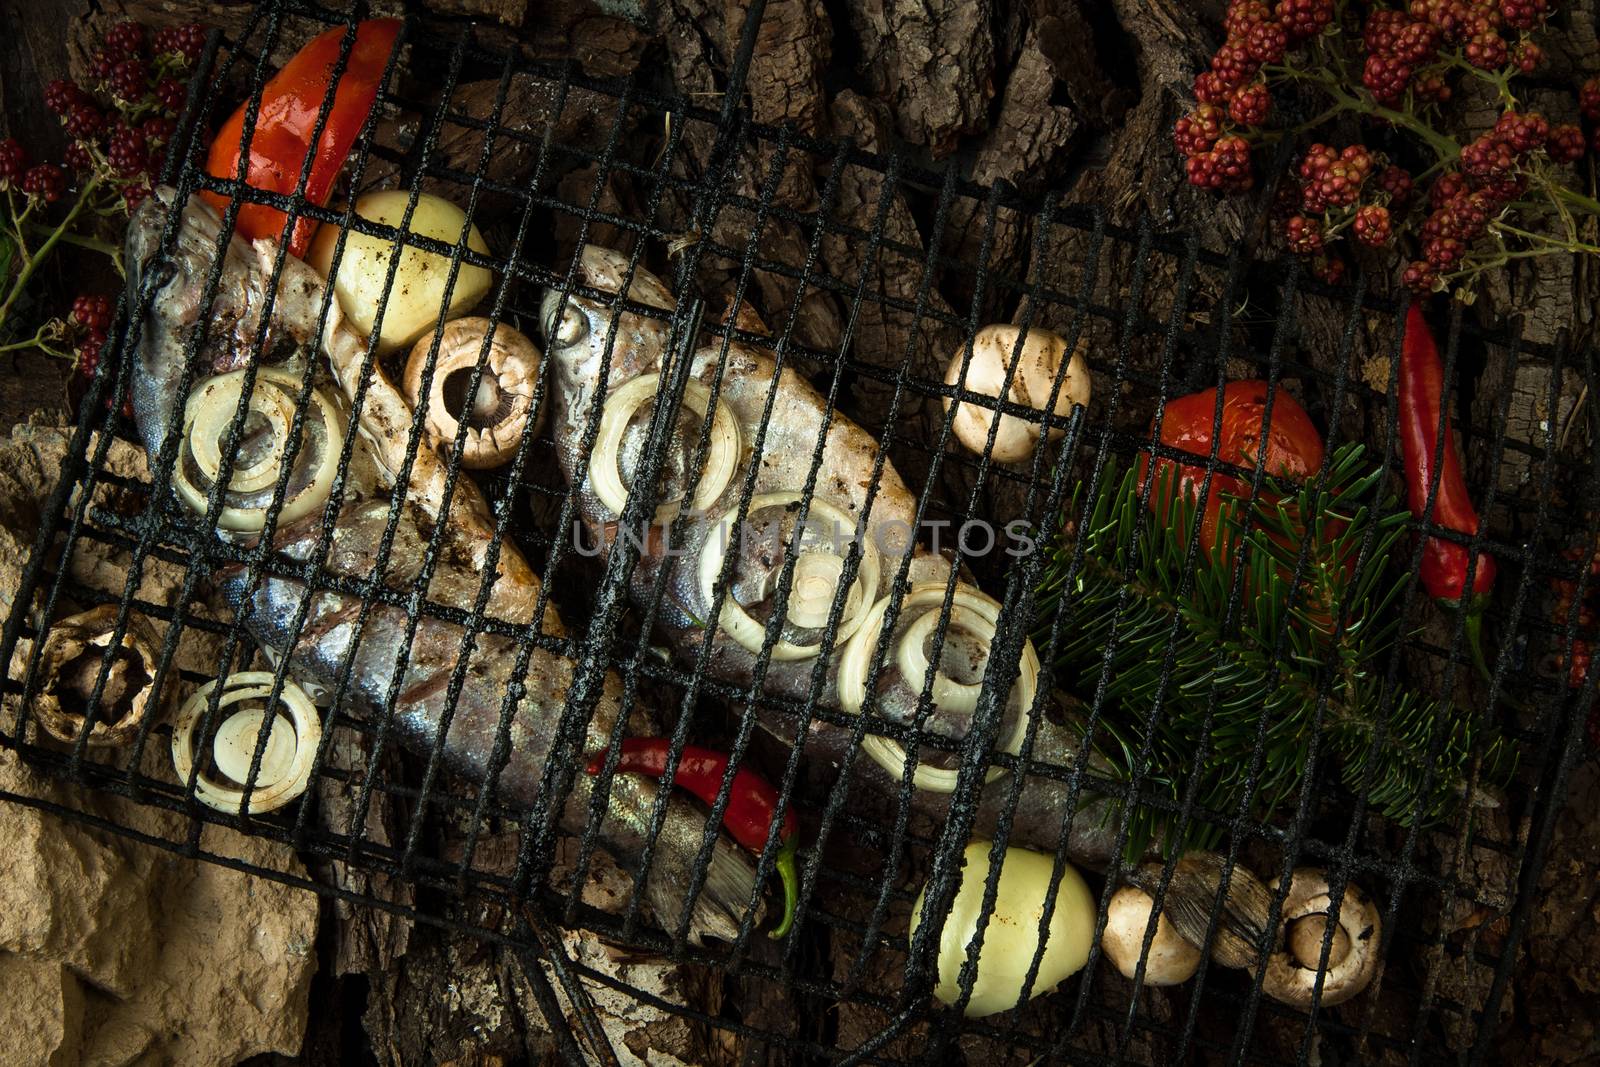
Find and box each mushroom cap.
[1102,886,1203,985]
[402,316,543,469]
[1262,868,1382,1008]
[943,324,1090,463]
[34,605,161,747]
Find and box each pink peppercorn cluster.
[1175,0,1600,295]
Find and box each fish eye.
[548,305,588,346]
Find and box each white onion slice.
[590,373,741,523]
[171,671,322,814]
[837,581,1039,793]
[174,367,343,532]
[698,492,881,661]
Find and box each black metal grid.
[0,1,1596,1063]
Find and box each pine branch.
[1032,444,1512,860]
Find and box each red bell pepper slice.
[203,18,401,257]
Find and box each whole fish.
[540,247,1273,953]
[125,190,759,942]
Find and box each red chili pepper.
[587,738,799,938]
[1398,303,1496,679]
[203,19,401,257]
[1140,380,1327,558]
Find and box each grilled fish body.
[125,190,759,942]
[540,247,1119,862]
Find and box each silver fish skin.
[540,247,1120,864]
[125,192,760,942]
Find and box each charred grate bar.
[0,1,1596,1063]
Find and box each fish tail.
[1127,851,1278,970]
[568,762,763,944]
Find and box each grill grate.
[1,1,1597,1063]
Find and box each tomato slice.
[1141,380,1326,558]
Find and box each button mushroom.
[1262,868,1382,1008]
[33,605,162,747]
[944,324,1090,463]
[910,840,1096,1017]
[171,672,323,814]
[401,317,544,469]
[1102,882,1203,985]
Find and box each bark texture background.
[2,0,1599,1064]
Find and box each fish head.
[539,245,673,388]
[125,186,288,454]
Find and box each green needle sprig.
[1031,444,1512,860]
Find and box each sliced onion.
[698,492,880,661]
[590,373,741,523]
[837,581,1039,793]
[174,367,343,532]
[171,671,322,814]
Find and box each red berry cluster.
[68,294,114,377]
[43,20,206,212]
[1550,545,1600,747]
[1,137,67,205]
[21,163,67,204]
[1579,77,1600,155]
[1179,0,1595,296]
[1394,109,1586,290]
[1187,135,1256,193]
[153,23,208,67]
[1176,1,1329,190]
[1299,143,1376,211]
[0,138,28,187]
[4,21,203,399]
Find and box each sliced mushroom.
[944,324,1091,463]
[1262,868,1381,1007]
[174,366,343,532]
[401,317,543,469]
[33,605,161,747]
[171,672,322,814]
[1125,852,1276,970]
[837,581,1039,793]
[1102,883,1203,985]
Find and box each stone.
[0,424,321,1067]
[0,758,161,998]
[0,955,85,1066]
[77,826,320,1066]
